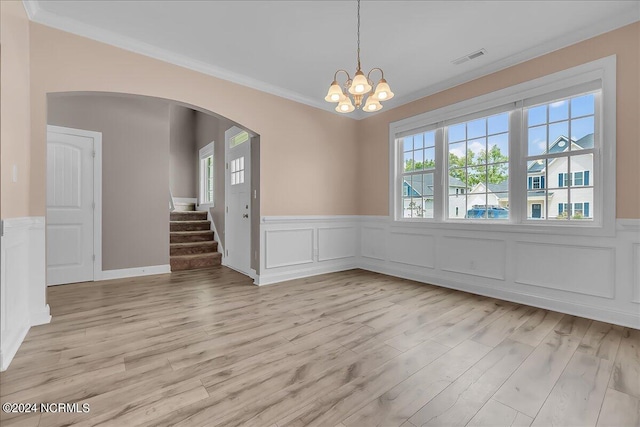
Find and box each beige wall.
[29,23,360,220]
[48,94,170,270]
[1,1,31,219]
[358,22,640,218]
[169,105,197,198]
[9,17,639,222]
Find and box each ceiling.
[24,1,640,118]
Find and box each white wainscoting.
[265,228,314,269]
[388,231,435,269]
[440,236,506,280]
[257,215,639,328]
[257,216,360,286]
[0,217,51,371]
[633,243,640,304]
[360,217,640,329]
[514,242,615,298]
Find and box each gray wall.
[48,94,170,271]
[194,111,233,250]
[169,105,196,198]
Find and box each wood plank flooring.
[1,267,638,427]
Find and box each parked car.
[466,205,509,219]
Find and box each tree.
[448,146,508,187]
[404,159,436,172]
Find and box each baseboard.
[256,262,357,286]
[359,259,640,329]
[31,304,52,326]
[0,323,29,371]
[99,264,171,281]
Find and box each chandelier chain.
[356,0,361,71]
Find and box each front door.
[46,127,96,285]
[532,203,542,219]
[225,127,251,276]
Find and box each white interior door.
[225,127,251,276]
[46,128,95,285]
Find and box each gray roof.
[403,174,468,197]
[449,176,466,188]
[487,180,508,193]
[528,133,594,173]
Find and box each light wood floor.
[1,268,638,427]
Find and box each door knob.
[242,213,249,218]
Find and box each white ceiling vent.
[452,49,487,65]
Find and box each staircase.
[170,207,222,271]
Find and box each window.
[390,56,614,232]
[528,176,545,189]
[230,156,245,185]
[199,142,214,205]
[401,130,436,218]
[558,202,590,219]
[526,91,596,222]
[558,171,589,187]
[447,112,510,220]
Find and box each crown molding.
[22,1,639,121]
[356,3,640,120]
[22,0,38,20]
[22,1,337,115]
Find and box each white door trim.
[224,126,255,279]
[46,125,103,281]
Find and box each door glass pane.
[229,131,249,148]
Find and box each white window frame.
[399,126,439,220]
[389,55,616,236]
[199,141,214,207]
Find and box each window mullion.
[511,102,524,224]
[434,126,445,221]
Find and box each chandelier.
[324,0,394,113]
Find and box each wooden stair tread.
[170,253,221,260]
[170,220,210,224]
[170,230,213,235]
[170,241,216,247]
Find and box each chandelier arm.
[366,67,385,80]
[334,69,352,83]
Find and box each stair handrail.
[169,190,175,212]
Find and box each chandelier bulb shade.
[336,96,355,113]
[373,78,394,101]
[348,70,372,95]
[323,0,392,114]
[324,80,344,103]
[363,96,382,112]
